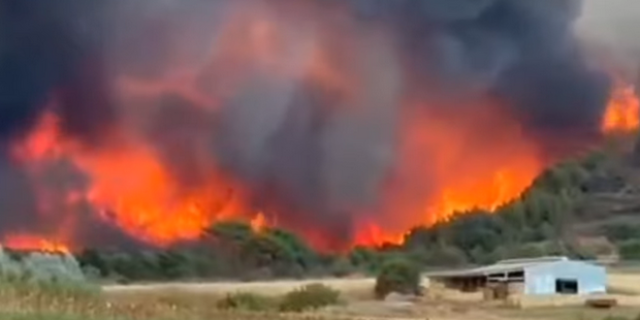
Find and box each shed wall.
[523,261,606,295]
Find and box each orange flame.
[353,75,640,247]
[354,101,544,246]
[354,220,405,247]
[3,234,70,254]
[4,11,547,252]
[602,78,640,133]
[250,212,268,233]
[7,6,640,253]
[10,110,252,249]
[79,145,234,245]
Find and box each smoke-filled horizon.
[0,0,625,250]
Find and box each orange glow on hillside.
[354,101,545,246]
[418,104,543,224]
[3,234,70,254]
[11,110,252,249]
[354,220,405,247]
[5,4,638,253]
[77,145,245,246]
[602,79,640,133]
[250,212,268,233]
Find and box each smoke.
[576,0,640,57]
[0,0,617,249]
[575,0,640,93]
[374,0,609,144]
[0,1,113,243]
[211,0,610,239]
[0,1,115,142]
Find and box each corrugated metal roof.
[426,256,571,278]
[495,256,568,265]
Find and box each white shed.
[428,256,607,296]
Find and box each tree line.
[75,149,640,282]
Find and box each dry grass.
[495,306,640,320]
[5,270,640,320]
[0,277,365,320]
[103,277,379,300]
[99,270,640,319]
[103,276,435,302]
[608,273,640,295]
[0,285,343,320]
[0,277,504,320]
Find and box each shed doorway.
[555,279,578,294]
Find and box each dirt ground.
[103,270,640,320]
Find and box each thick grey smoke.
[575,0,640,84]
[576,0,640,58]
[206,0,610,243]
[0,0,615,248]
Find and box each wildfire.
[3,234,70,254]
[26,114,252,247]
[352,77,640,246]
[4,4,640,254]
[250,212,268,233]
[356,101,545,246]
[602,78,640,133]
[354,221,405,247]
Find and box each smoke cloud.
[0,0,617,248]
[576,0,640,56]
[575,0,640,85]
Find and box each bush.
[22,252,86,283]
[329,257,353,278]
[278,283,340,312]
[0,249,86,283]
[0,248,98,301]
[216,292,275,311]
[374,258,421,299]
[603,223,640,242]
[618,240,640,260]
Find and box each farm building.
[427,256,606,299]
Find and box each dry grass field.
[609,273,640,294]
[103,277,379,297]
[2,268,639,320]
[96,269,640,320]
[102,276,397,303]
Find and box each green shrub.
[329,257,353,278]
[374,258,421,299]
[278,283,340,312]
[619,240,640,260]
[0,250,100,303]
[216,292,275,311]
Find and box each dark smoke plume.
[207,0,612,243]
[0,0,119,244]
[0,1,114,142]
[0,0,614,248]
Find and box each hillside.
[397,132,640,266]
[65,133,640,283]
[568,136,640,259]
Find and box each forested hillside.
[65,134,640,283]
